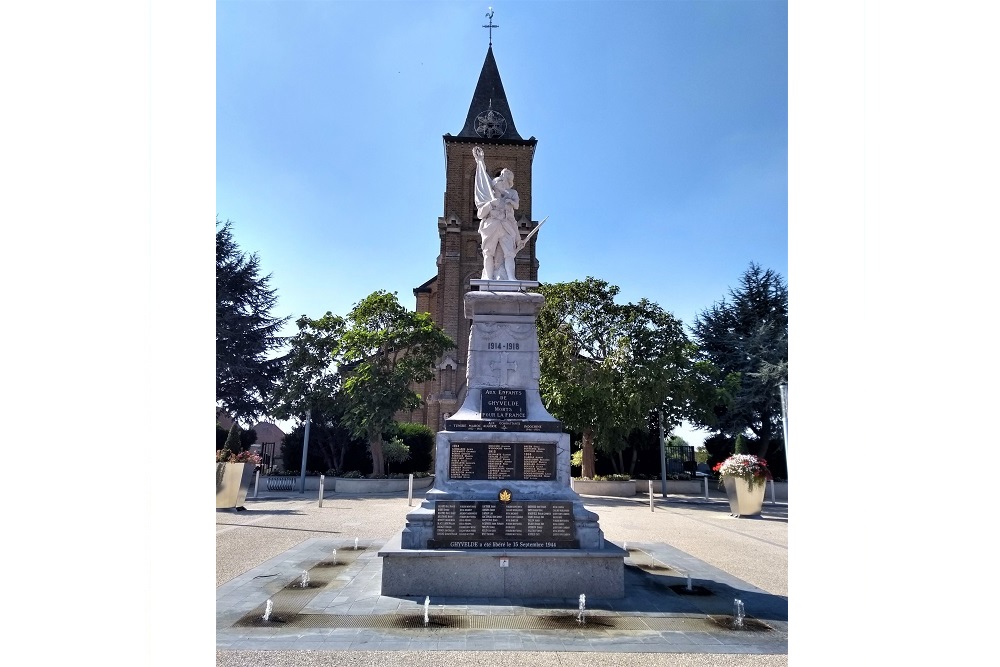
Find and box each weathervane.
[483,7,498,46]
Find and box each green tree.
[536,278,690,478]
[219,423,242,460]
[335,291,454,477]
[380,436,411,475]
[667,435,689,448]
[217,423,257,452]
[270,313,351,473]
[216,220,289,424]
[690,263,788,458]
[694,446,709,465]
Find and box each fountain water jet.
[423,596,430,627]
[686,574,693,591]
[262,599,273,622]
[733,599,745,628]
[576,594,586,624]
[331,549,337,564]
[354,537,359,550]
[300,570,310,588]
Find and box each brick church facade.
[400,46,543,431]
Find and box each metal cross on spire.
[483,7,499,46]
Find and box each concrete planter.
[334,475,435,494]
[570,479,636,497]
[636,479,704,495]
[216,462,256,509]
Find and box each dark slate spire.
[456,46,523,140]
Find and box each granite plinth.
[379,531,626,598]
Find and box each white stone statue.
[473,146,524,280]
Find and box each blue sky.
[218,0,787,334]
[217,1,788,444]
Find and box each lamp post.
[778,383,788,472]
[299,408,312,493]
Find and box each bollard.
[703,476,709,500]
[318,474,325,507]
[408,473,414,507]
[649,480,654,512]
[768,479,776,505]
[253,469,260,498]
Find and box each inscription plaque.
[481,388,527,419]
[446,419,562,433]
[430,500,578,549]
[448,442,556,481]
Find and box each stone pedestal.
[379,286,624,598]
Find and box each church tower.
[406,45,542,431]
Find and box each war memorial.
[216,18,788,661]
[379,267,626,598]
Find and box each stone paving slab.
[217,536,787,654]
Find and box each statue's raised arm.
[472,146,493,214]
[472,147,520,281]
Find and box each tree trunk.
[628,447,637,477]
[370,431,385,477]
[615,450,625,475]
[581,428,596,478]
[755,419,771,459]
[316,429,335,472]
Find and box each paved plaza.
[217,487,788,666]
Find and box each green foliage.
[536,278,690,476]
[386,422,435,474]
[224,423,242,453]
[216,220,289,424]
[379,436,411,474]
[335,290,454,476]
[691,263,787,458]
[280,417,364,475]
[694,446,709,465]
[270,312,354,474]
[704,433,735,471]
[215,422,257,454]
[270,312,346,422]
[734,433,749,454]
[576,473,632,481]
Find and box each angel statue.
[473,146,524,281]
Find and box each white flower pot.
[722,475,766,517]
[216,462,256,509]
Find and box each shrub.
[384,422,435,474]
[224,424,242,453]
[217,423,257,453]
[380,436,411,474]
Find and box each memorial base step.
[378,531,626,598]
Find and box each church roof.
[454,46,526,141]
[413,275,437,294]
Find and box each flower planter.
[722,475,766,517]
[216,462,256,509]
[571,479,636,497]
